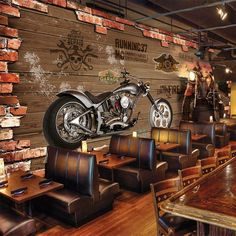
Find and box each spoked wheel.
[149,98,173,128]
[43,96,92,149]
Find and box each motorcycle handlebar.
[120,69,148,88]
[120,78,130,86]
[120,68,130,77]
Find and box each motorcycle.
[43,69,173,149]
[184,66,222,121]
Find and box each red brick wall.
[0,1,46,173]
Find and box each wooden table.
[156,142,180,152]
[91,151,136,181]
[161,157,236,234]
[0,170,63,215]
[191,134,207,141]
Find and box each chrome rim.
[150,101,172,128]
[55,102,88,143]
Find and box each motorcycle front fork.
[147,93,163,117]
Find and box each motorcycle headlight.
[120,96,130,109]
[188,71,197,82]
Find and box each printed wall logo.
[51,30,97,71]
[98,69,120,84]
[153,54,179,72]
[115,38,148,63]
[157,85,182,98]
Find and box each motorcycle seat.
[84,91,112,104]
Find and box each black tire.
[43,96,92,149]
[149,98,173,128]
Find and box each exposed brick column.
[0,2,46,173]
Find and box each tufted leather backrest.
[109,135,156,170]
[151,127,192,154]
[46,146,99,200]
[179,120,215,146]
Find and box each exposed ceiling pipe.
[135,0,236,22]
[223,47,236,50]
[177,23,236,34]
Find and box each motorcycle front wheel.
[149,98,173,128]
[43,96,92,149]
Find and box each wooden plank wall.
[8,5,201,149]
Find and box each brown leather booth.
[151,127,199,171]
[220,118,236,141]
[179,120,215,159]
[214,122,230,148]
[36,146,119,227]
[107,134,167,193]
[0,206,36,236]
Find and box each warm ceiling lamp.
[217,4,228,20]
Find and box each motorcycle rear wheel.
[43,96,92,149]
[149,98,173,128]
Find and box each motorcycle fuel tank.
[113,83,141,95]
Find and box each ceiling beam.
[223,47,236,50]
[94,0,192,33]
[177,23,236,34]
[135,0,236,22]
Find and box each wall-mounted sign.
[98,69,120,84]
[178,52,194,62]
[115,38,148,63]
[157,85,182,98]
[153,54,179,72]
[51,30,98,71]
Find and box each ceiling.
[85,0,236,80]
[143,0,236,80]
[86,0,236,46]
[144,0,236,46]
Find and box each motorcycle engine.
[105,93,133,124]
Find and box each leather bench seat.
[220,118,236,141]
[228,130,236,141]
[43,189,91,214]
[114,165,166,192]
[107,135,167,193]
[212,122,230,148]
[0,207,36,236]
[99,178,120,199]
[36,146,119,227]
[151,127,199,171]
[42,179,119,215]
[179,120,215,159]
[161,151,197,171]
[192,142,215,158]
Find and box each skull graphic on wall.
[68,45,83,71]
[51,30,98,71]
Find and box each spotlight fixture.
[217,4,228,21]
[225,67,232,73]
[195,46,206,59]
